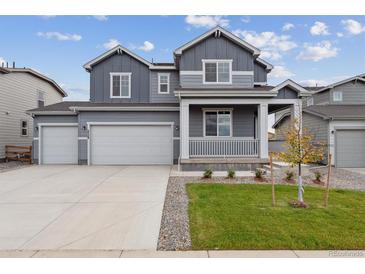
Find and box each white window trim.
[307,97,314,106]
[158,73,170,94]
[20,119,28,137]
[333,91,343,102]
[202,108,233,137]
[202,59,232,85]
[110,72,132,98]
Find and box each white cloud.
[241,16,250,23]
[310,21,330,36]
[336,32,344,37]
[260,51,282,61]
[297,41,339,62]
[185,15,229,28]
[232,29,297,60]
[38,15,57,19]
[0,57,6,67]
[63,87,90,101]
[102,38,120,50]
[269,65,295,78]
[138,41,155,52]
[93,15,108,21]
[37,31,82,41]
[341,19,365,35]
[282,23,295,31]
[299,79,328,87]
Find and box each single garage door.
[336,129,365,168]
[41,126,78,164]
[90,124,173,165]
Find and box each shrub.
[255,168,263,179]
[203,168,213,179]
[285,169,294,181]
[314,171,322,181]
[227,169,236,178]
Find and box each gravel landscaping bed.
[0,161,30,173]
[158,167,365,251]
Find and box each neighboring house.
[0,66,66,160]
[28,26,311,170]
[273,74,365,168]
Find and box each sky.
[0,15,365,101]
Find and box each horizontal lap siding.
[0,73,63,158]
[189,105,256,137]
[180,74,253,88]
[150,71,179,103]
[330,81,365,104]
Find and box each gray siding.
[150,70,179,103]
[330,81,365,104]
[90,53,150,103]
[180,35,254,71]
[189,105,256,137]
[313,90,330,104]
[254,62,267,83]
[303,112,328,142]
[276,87,298,99]
[180,74,253,88]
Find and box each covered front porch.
[179,98,301,170]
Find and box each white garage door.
[41,126,78,164]
[336,129,365,168]
[90,124,173,165]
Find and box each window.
[110,72,131,98]
[203,60,232,84]
[204,110,232,137]
[158,73,170,94]
[20,120,28,136]
[37,90,45,108]
[307,97,314,106]
[333,91,343,102]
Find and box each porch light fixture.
[82,125,87,131]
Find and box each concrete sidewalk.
[0,250,364,258]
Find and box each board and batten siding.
[150,71,179,103]
[0,72,63,159]
[180,73,253,89]
[180,35,255,71]
[189,105,256,138]
[90,53,150,103]
[254,62,267,83]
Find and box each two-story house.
[28,26,311,170]
[0,66,66,160]
[273,74,365,168]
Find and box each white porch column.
[180,101,190,159]
[290,99,302,132]
[258,103,268,159]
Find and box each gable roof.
[0,67,67,97]
[315,74,365,93]
[271,79,312,97]
[174,26,261,57]
[304,105,365,120]
[255,57,273,71]
[272,112,291,129]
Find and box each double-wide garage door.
[336,129,365,168]
[89,124,173,165]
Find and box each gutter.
[69,106,180,112]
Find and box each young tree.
[278,119,325,203]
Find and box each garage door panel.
[90,125,172,165]
[336,130,365,168]
[42,126,78,164]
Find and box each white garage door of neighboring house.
[41,125,78,164]
[336,129,365,168]
[89,124,173,165]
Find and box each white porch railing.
[189,137,259,158]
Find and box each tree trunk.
[298,163,303,202]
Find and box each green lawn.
[187,184,365,250]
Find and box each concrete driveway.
[343,168,365,176]
[0,165,170,250]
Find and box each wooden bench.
[5,145,32,164]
